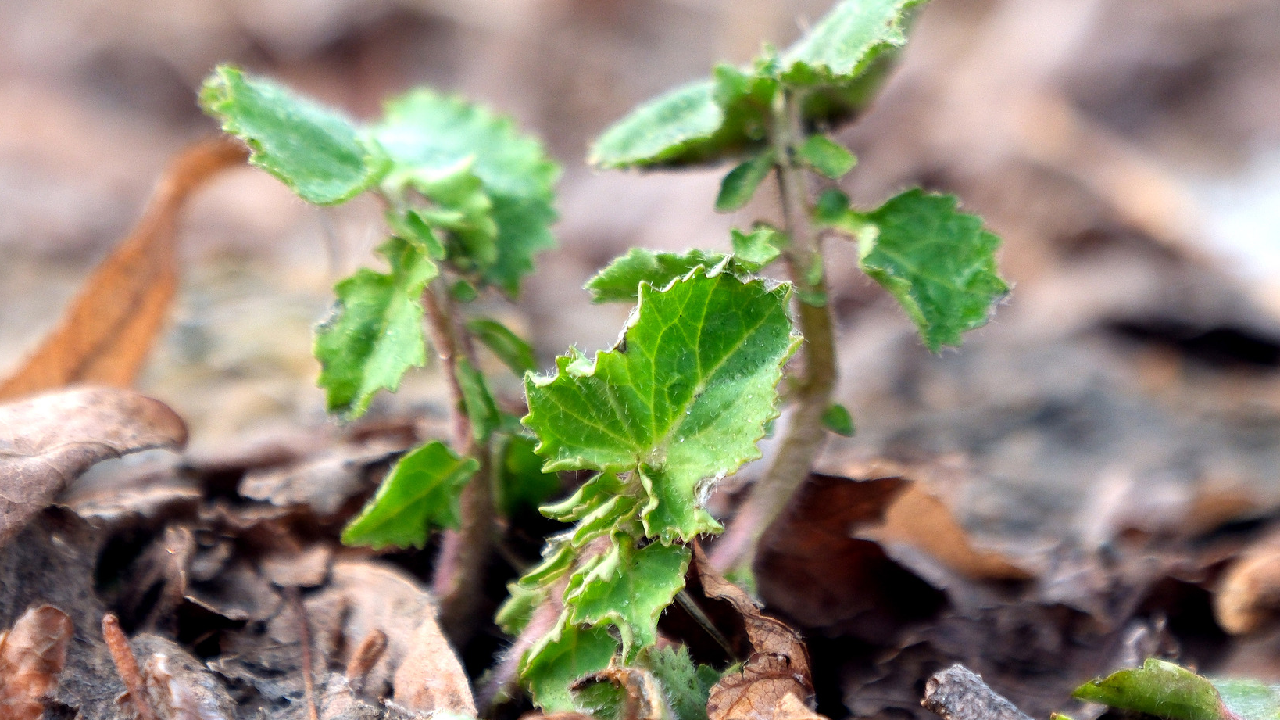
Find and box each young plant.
[199,65,561,635]
[586,0,1009,572]
[501,0,1007,710]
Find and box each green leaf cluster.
[1073,658,1280,720]
[589,0,922,170]
[200,64,558,417]
[503,267,799,710]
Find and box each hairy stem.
[711,89,837,572]
[424,283,496,643]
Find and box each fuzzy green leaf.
[641,646,721,720]
[568,540,691,659]
[468,318,538,375]
[199,65,384,204]
[854,189,1008,352]
[822,403,856,437]
[496,580,543,636]
[373,90,559,295]
[587,248,731,303]
[730,225,785,268]
[1073,660,1228,720]
[340,441,478,549]
[525,267,800,542]
[781,0,922,85]
[716,150,776,212]
[315,237,437,417]
[497,434,562,516]
[797,135,856,179]
[523,617,620,712]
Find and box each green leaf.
[854,189,1008,352]
[1073,659,1228,720]
[525,267,800,542]
[456,358,500,441]
[496,580,542,636]
[341,441,478,549]
[315,236,437,417]
[468,318,538,375]
[497,434,562,517]
[568,540,691,659]
[199,65,384,205]
[386,159,500,272]
[586,248,731,304]
[542,472,629,523]
[373,90,559,295]
[640,646,721,720]
[781,0,922,85]
[730,225,785,268]
[523,616,619,712]
[797,135,856,179]
[822,403,856,437]
[716,150,776,212]
[1214,679,1280,720]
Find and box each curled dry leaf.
[0,137,247,400]
[693,548,819,720]
[1214,532,1280,635]
[0,387,188,548]
[137,634,237,720]
[0,605,74,720]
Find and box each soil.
[5,0,1280,719]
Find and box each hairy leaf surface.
[374,90,559,294]
[315,237,437,416]
[781,0,922,84]
[341,441,478,549]
[568,540,691,658]
[199,65,384,204]
[587,248,730,303]
[854,189,1008,351]
[526,268,799,541]
[523,618,619,712]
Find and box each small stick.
[922,664,1034,720]
[288,589,320,720]
[345,628,389,695]
[102,613,159,720]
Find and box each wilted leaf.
[315,236,438,417]
[0,138,247,400]
[0,605,73,720]
[693,549,816,720]
[341,441,478,549]
[0,387,187,548]
[200,64,385,204]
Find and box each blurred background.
[4,0,1280,548]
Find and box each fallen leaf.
[0,605,74,720]
[0,137,247,399]
[392,612,477,715]
[693,548,818,720]
[0,387,188,547]
[137,634,237,720]
[1214,532,1280,635]
[239,439,407,516]
[754,472,945,641]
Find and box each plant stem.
[710,88,837,573]
[424,282,496,643]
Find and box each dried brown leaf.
[0,137,246,400]
[140,636,238,720]
[392,611,477,715]
[0,605,74,720]
[694,548,818,720]
[1215,533,1280,634]
[0,387,188,547]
